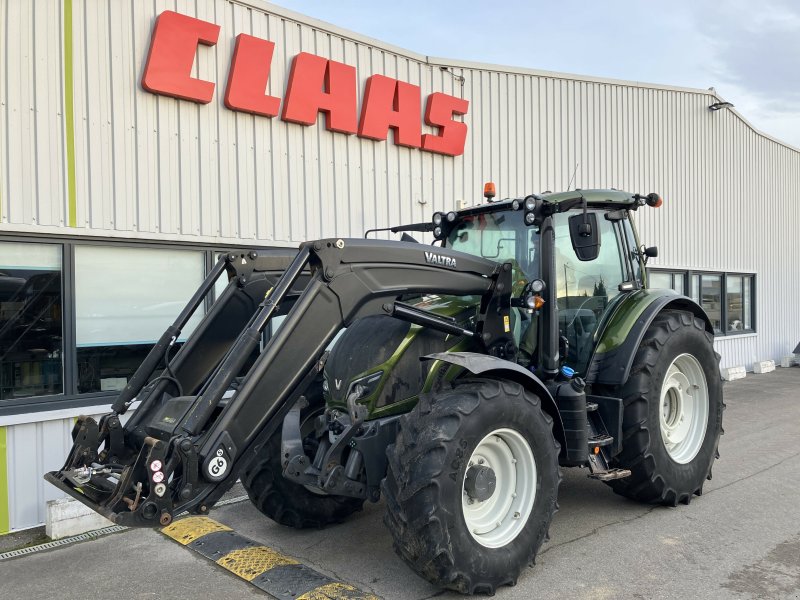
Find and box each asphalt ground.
[1,368,798,600]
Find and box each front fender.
[423,351,565,450]
[586,289,713,386]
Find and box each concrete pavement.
[1,368,798,600]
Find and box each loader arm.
[46,238,514,528]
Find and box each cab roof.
[456,188,637,218]
[540,189,635,205]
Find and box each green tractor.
[241,188,723,591]
[47,188,723,595]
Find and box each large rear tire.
[607,310,724,505]
[240,390,364,529]
[382,379,561,594]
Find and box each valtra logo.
[142,11,469,156]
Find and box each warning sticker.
[503,315,511,333]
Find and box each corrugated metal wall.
[1,0,799,531]
[5,418,74,529]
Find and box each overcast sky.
[272,0,800,148]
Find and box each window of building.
[648,270,685,296]
[649,268,755,335]
[74,246,206,394]
[0,243,63,402]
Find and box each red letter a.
[281,53,358,134]
[358,75,421,148]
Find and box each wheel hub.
[461,428,536,549]
[659,353,709,464]
[464,465,497,502]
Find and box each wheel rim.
[462,428,536,549]
[659,353,709,464]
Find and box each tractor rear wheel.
[382,379,561,594]
[607,310,724,505]
[240,389,364,528]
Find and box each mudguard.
[423,351,566,449]
[586,290,713,387]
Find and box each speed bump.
[162,516,380,599]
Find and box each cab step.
[588,433,613,448]
[586,449,631,481]
[586,401,599,412]
[587,467,632,481]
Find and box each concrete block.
[753,360,776,374]
[721,366,746,381]
[46,497,114,540]
[780,356,795,368]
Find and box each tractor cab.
[402,188,655,377]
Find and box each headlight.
[529,278,545,293]
[432,212,443,226]
[446,211,457,222]
[433,226,443,238]
[347,371,384,400]
[524,197,537,212]
[524,212,536,225]
[322,378,329,393]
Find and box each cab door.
[553,210,632,374]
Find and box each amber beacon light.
[483,182,496,201]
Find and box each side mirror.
[568,212,601,261]
[644,246,658,258]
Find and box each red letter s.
[422,93,469,156]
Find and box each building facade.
[1,0,798,533]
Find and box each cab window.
[554,210,628,373]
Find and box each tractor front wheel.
[241,388,364,528]
[382,379,561,594]
[608,310,724,505]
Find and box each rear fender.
[586,290,713,387]
[423,352,566,451]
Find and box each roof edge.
[236,0,800,156]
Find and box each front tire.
[608,310,724,505]
[240,390,364,529]
[382,379,560,594]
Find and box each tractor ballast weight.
[46,189,723,594]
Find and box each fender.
[586,289,713,387]
[423,351,566,450]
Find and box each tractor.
[46,188,723,594]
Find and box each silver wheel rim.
[659,353,709,464]
[462,428,536,549]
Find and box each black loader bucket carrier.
[46,239,516,527]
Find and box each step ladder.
[585,401,631,481]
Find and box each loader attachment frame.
[46,238,514,527]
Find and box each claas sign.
[142,11,469,156]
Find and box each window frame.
[647,267,756,337]
[0,233,249,416]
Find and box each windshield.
[446,210,539,292]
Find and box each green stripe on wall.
[63,0,77,227]
[0,427,9,534]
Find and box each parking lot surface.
[1,368,799,600]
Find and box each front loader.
[46,189,723,594]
